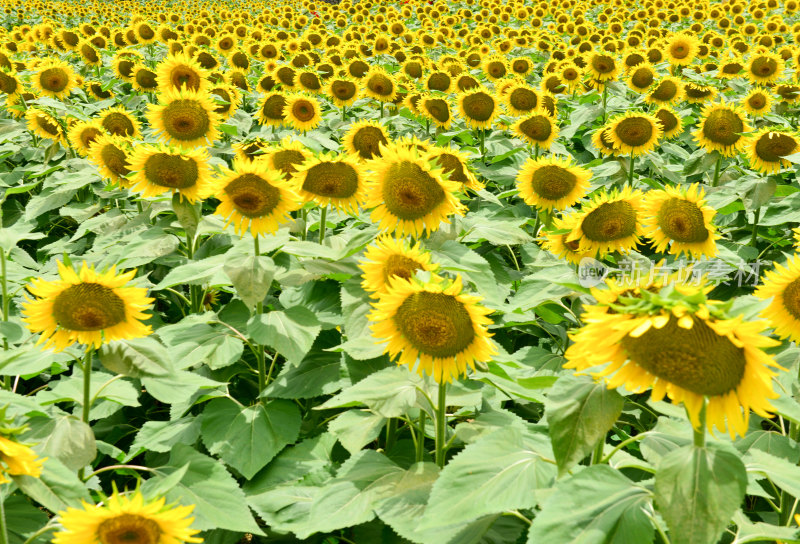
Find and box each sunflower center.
[782,278,800,320]
[424,99,450,124]
[529,165,577,200]
[135,69,157,89]
[487,61,506,77]
[394,292,475,358]
[262,95,287,120]
[748,93,767,109]
[100,145,131,178]
[518,115,552,142]
[299,73,320,90]
[427,72,450,91]
[592,55,615,74]
[272,149,306,175]
[655,109,678,133]
[656,198,709,243]
[383,254,423,282]
[98,514,161,544]
[382,161,446,220]
[225,174,281,218]
[35,115,60,136]
[435,154,467,183]
[670,42,690,59]
[620,315,745,396]
[513,59,529,73]
[462,92,495,121]
[509,88,537,111]
[103,113,136,137]
[702,109,744,146]
[332,80,356,100]
[161,99,211,142]
[40,67,68,92]
[52,283,126,331]
[581,201,637,241]
[650,80,678,101]
[367,74,393,96]
[143,154,199,189]
[631,67,654,88]
[171,66,202,91]
[751,57,778,76]
[291,100,315,122]
[755,133,797,162]
[352,127,388,159]
[118,59,135,78]
[614,117,654,147]
[80,128,102,149]
[303,162,359,198]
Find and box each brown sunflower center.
[751,56,778,77]
[630,67,655,89]
[103,112,136,137]
[404,62,423,79]
[755,133,798,162]
[367,74,394,97]
[262,94,287,121]
[299,72,320,90]
[702,108,744,146]
[461,92,495,122]
[518,115,553,142]
[117,59,135,78]
[349,60,369,78]
[512,59,530,73]
[160,99,211,142]
[457,75,480,91]
[614,117,655,147]
[332,80,356,100]
[381,161,446,220]
[650,80,678,101]
[427,72,450,91]
[394,291,476,358]
[747,93,767,110]
[271,149,306,175]
[34,114,61,136]
[424,98,450,124]
[721,62,743,75]
[669,41,691,59]
[143,153,199,189]
[782,278,800,320]
[290,100,315,122]
[40,67,69,93]
[98,514,161,544]
[225,174,281,218]
[529,165,578,201]
[656,198,709,243]
[435,153,467,183]
[591,54,615,74]
[302,162,359,198]
[135,69,157,89]
[53,283,126,331]
[100,144,131,178]
[351,127,388,159]
[383,254,423,282]
[581,201,637,241]
[79,127,102,149]
[620,315,745,396]
[487,61,506,78]
[655,109,679,133]
[171,65,202,91]
[509,88,537,111]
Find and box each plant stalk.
[435,382,447,468]
[627,154,635,187]
[254,235,267,406]
[750,208,761,248]
[692,401,706,449]
[711,155,722,187]
[319,205,328,244]
[416,411,426,462]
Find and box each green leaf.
[0,344,73,376]
[431,240,509,307]
[141,444,263,534]
[244,433,337,494]
[654,443,747,544]
[154,254,230,290]
[419,427,556,530]
[158,314,244,370]
[200,398,301,480]
[328,410,387,454]
[224,254,276,308]
[527,464,654,544]
[12,457,91,513]
[125,417,201,461]
[24,414,96,471]
[247,306,321,366]
[98,337,173,378]
[6,494,49,544]
[262,350,344,399]
[317,366,422,418]
[732,510,800,543]
[545,374,625,475]
[172,192,199,241]
[744,448,800,498]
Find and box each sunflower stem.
[591,439,605,464]
[416,411,426,462]
[0,490,8,544]
[341,106,346,121]
[601,86,608,123]
[1,250,9,360]
[185,232,201,313]
[534,143,539,159]
[380,101,384,118]
[435,382,448,468]
[319,205,328,244]
[301,209,308,241]
[750,207,761,248]
[479,129,486,163]
[78,348,94,480]
[711,154,722,187]
[385,418,397,451]
[627,154,635,187]
[692,401,706,449]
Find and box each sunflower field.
[8,0,800,543]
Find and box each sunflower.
[652,106,683,140]
[645,76,684,105]
[693,103,752,157]
[425,70,452,93]
[328,77,359,107]
[369,273,496,384]
[155,52,209,93]
[606,112,663,155]
[362,68,397,103]
[483,56,509,81]
[641,183,719,258]
[292,152,365,213]
[664,33,699,66]
[513,109,558,150]
[126,143,211,203]
[112,50,142,83]
[131,64,159,93]
[209,158,303,237]
[587,52,620,81]
[421,96,452,129]
[717,56,745,80]
[263,137,312,178]
[257,91,288,127]
[428,147,483,192]
[591,126,620,157]
[627,62,657,93]
[147,87,221,149]
[565,276,784,438]
[516,155,591,211]
[569,187,645,257]
[283,94,322,132]
[31,59,76,99]
[22,261,153,352]
[26,108,64,144]
[52,488,201,544]
[745,128,800,174]
[775,81,800,104]
[504,84,539,116]
[746,52,785,85]
[99,107,141,139]
[343,120,390,161]
[89,134,133,186]
[67,120,103,157]
[458,88,497,130]
[0,70,20,96]
[364,144,466,237]
[755,254,800,343]
[0,430,44,484]
[541,214,589,264]
[742,87,774,116]
[209,84,240,119]
[232,137,271,163]
[683,83,718,104]
[85,80,113,101]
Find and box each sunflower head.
[654,106,684,140]
[504,84,539,116]
[343,120,390,161]
[517,155,592,211]
[742,87,773,116]
[362,68,397,102]
[32,59,76,99]
[155,52,209,93]
[627,63,657,92]
[292,152,365,213]
[746,52,785,84]
[257,91,288,127]
[67,119,103,157]
[88,134,133,185]
[642,183,719,258]
[26,108,64,144]
[284,94,322,131]
[756,253,800,344]
[147,87,221,149]
[263,137,312,178]
[606,111,663,155]
[458,88,497,129]
[429,147,483,192]
[100,106,141,139]
[592,126,620,157]
[541,214,588,264]
[665,33,699,66]
[328,77,359,107]
[126,143,211,203]
[693,103,752,157]
[360,236,438,297]
[570,187,645,258]
[422,96,452,129]
[746,128,800,174]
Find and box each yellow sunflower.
[504,84,540,117]
[256,91,288,127]
[516,155,591,211]
[641,183,719,258]
[328,77,359,108]
[369,274,496,384]
[458,88,497,130]
[262,137,312,178]
[99,106,141,139]
[31,59,76,99]
[364,144,466,237]
[26,108,64,144]
[664,33,699,66]
[742,87,774,116]
[126,143,212,203]
[565,276,784,438]
[292,152,365,213]
[131,64,159,93]
[343,120,390,161]
[0,432,44,484]
[284,93,322,132]
[147,87,221,149]
[645,76,684,106]
[209,158,303,237]
[541,214,589,264]
[361,68,397,103]
[359,235,438,297]
[88,134,133,186]
[482,56,509,81]
[67,119,103,157]
[21,261,153,352]
[587,52,620,81]
[232,137,270,163]
[653,106,684,140]
[746,51,785,85]
[693,103,752,157]
[155,51,209,93]
[512,109,559,150]
[756,253,800,343]
[606,112,663,155]
[627,62,658,93]
[428,147,483,192]
[745,128,800,174]
[591,126,620,157]
[420,95,452,130]
[53,488,201,544]
[568,187,645,258]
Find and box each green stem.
[435,382,447,468]
[341,105,346,121]
[254,235,267,406]
[534,143,539,159]
[416,411,426,462]
[385,418,397,451]
[711,155,721,187]
[319,205,327,244]
[479,129,486,162]
[186,233,201,313]
[627,154,635,187]
[602,85,608,123]
[750,208,761,248]
[81,349,93,424]
[591,439,604,464]
[0,488,8,544]
[265,351,279,385]
[301,209,308,241]
[0,250,6,390]
[692,400,706,449]
[380,101,384,118]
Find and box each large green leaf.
[527,465,654,544]
[247,306,321,365]
[316,366,424,418]
[545,374,625,475]
[6,494,49,544]
[12,457,91,513]
[98,337,173,378]
[24,414,96,471]
[744,448,800,498]
[125,416,201,461]
[262,349,344,399]
[224,254,276,308]
[328,409,387,454]
[654,442,747,544]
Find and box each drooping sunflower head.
[328,77,359,107]
[112,50,142,82]
[0,70,20,97]
[364,144,466,238]
[31,59,76,99]
[232,137,270,163]
[746,52,785,84]
[775,80,800,105]
[126,143,212,203]
[147,87,221,149]
[88,134,133,186]
[641,183,719,258]
[421,95,452,129]
[458,88,497,130]
[362,68,397,103]
[211,157,303,237]
[425,70,452,93]
[263,137,312,178]
[516,155,592,211]
[343,120,390,161]
[22,261,153,352]
[541,213,588,264]
[591,126,620,157]
[653,106,684,140]
[284,93,322,132]
[587,52,619,81]
[209,84,241,119]
[26,108,64,144]
[131,64,159,92]
[512,109,559,150]
[504,84,539,116]
[683,82,718,104]
[100,106,142,139]
[369,273,497,384]
[745,128,800,174]
[742,87,774,116]
[67,119,103,157]
[645,76,684,105]
[569,187,645,258]
[292,152,365,213]
[257,91,288,127]
[664,33,699,66]
[693,102,752,157]
[155,51,209,93]
[756,253,800,344]
[566,276,784,438]
[717,56,745,80]
[606,111,663,156]
[428,147,483,192]
[52,488,202,544]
